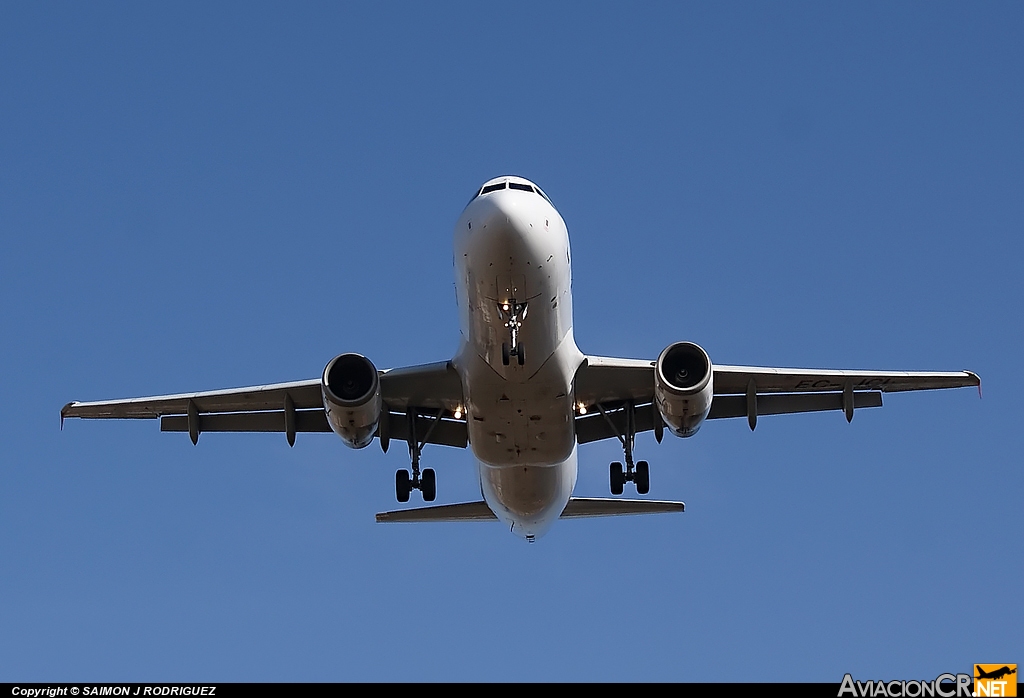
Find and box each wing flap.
[385,412,468,448]
[576,403,657,445]
[159,409,468,447]
[707,391,883,420]
[161,409,332,434]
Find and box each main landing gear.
[498,299,527,366]
[610,460,649,496]
[395,410,440,502]
[396,468,435,503]
[598,401,650,496]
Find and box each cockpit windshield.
[468,179,552,205]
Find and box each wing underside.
[61,361,469,449]
[573,356,980,445]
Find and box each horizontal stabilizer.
[560,497,684,518]
[376,501,497,523]
[375,497,684,523]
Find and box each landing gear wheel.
[421,468,436,502]
[635,460,650,495]
[396,469,411,503]
[502,343,510,366]
[610,462,624,495]
[517,346,525,366]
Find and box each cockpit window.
[468,180,552,205]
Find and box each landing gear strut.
[498,299,527,366]
[598,401,650,495]
[395,409,441,502]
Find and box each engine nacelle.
[322,353,381,449]
[655,341,713,438]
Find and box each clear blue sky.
[1,2,1020,682]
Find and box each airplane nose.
[470,191,530,235]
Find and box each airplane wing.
[573,356,981,445]
[61,360,468,449]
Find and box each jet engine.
[654,341,713,438]
[321,353,381,449]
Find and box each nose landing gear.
[498,299,527,366]
[597,401,650,495]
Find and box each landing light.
[454,407,463,420]
[577,403,587,415]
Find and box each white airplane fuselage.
[451,177,585,539]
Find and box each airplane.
[61,175,981,541]
[976,666,1016,681]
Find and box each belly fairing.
[453,333,581,467]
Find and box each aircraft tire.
[396,470,411,503]
[502,343,510,366]
[635,461,650,495]
[422,468,436,502]
[610,462,624,495]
